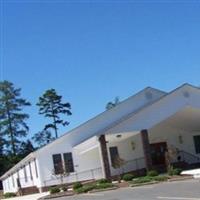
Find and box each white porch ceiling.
[106,131,139,142]
[156,107,200,131]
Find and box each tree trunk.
[6,102,16,155]
[51,102,58,138]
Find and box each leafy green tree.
[32,130,54,147]
[105,97,120,110]
[0,81,31,155]
[37,89,72,138]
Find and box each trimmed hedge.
[147,170,158,177]
[49,187,60,194]
[122,173,135,181]
[168,167,182,176]
[73,182,83,190]
[97,178,110,184]
[61,186,68,192]
[3,192,16,198]
[153,175,168,182]
[173,168,182,175]
[75,184,95,193]
[95,183,113,189]
[133,176,153,184]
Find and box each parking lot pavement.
[57,179,200,200]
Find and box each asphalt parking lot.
[57,179,200,200]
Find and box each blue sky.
[1,1,200,140]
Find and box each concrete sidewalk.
[181,168,200,178]
[2,192,49,200]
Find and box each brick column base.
[99,135,111,180]
[141,129,152,171]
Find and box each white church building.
[1,83,200,194]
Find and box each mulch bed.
[116,181,129,188]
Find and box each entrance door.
[150,142,167,166]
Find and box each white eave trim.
[0,153,35,180]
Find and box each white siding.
[106,133,145,176]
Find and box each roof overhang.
[0,153,35,180]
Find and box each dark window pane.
[52,154,63,174]
[194,135,200,154]
[63,153,74,173]
[109,146,119,167]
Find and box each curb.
[167,176,193,182]
[88,187,118,193]
[130,181,159,187]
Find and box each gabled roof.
[3,83,200,180]
[104,83,200,134]
[1,86,165,180]
[33,86,166,152]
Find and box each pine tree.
[32,130,54,147]
[105,97,120,110]
[19,140,35,157]
[0,81,31,155]
[37,89,72,138]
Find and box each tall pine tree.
[0,81,31,155]
[32,130,54,148]
[37,89,72,138]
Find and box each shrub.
[153,175,168,182]
[173,168,182,175]
[168,167,182,176]
[147,170,158,177]
[133,176,153,184]
[73,182,83,190]
[97,178,110,184]
[75,184,95,193]
[95,182,113,189]
[61,185,68,192]
[49,187,60,194]
[122,173,135,181]
[168,166,174,176]
[3,192,16,198]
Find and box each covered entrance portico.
[98,108,200,179]
[73,85,200,181]
[97,85,200,178]
[72,107,200,182]
[148,106,200,170]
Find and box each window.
[24,166,27,182]
[109,146,119,167]
[194,135,200,154]
[63,153,74,173]
[52,154,63,174]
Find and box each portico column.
[141,129,152,171]
[99,135,111,180]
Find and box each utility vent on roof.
[183,91,190,98]
[145,91,153,100]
